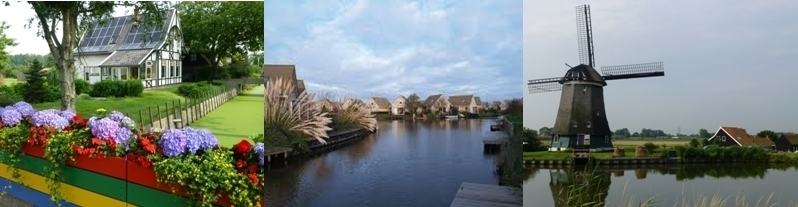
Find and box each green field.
[188,85,264,147]
[540,138,693,147]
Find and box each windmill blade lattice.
[600,62,664,80]
[527,77,563,93]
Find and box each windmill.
[528,5,665,152]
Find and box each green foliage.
[152,149,263,207]
[522,128,544,152]
[22,60,55,103]
[0,21,18,72]
[225,61,257,79]
[0,85,22,106]
[503,98,522,114]
[756,130,778,142]
[689,139,700,148]
[177,1,264,68]
[0,124,32,185]
[74,79,91,95]
[177,81,220,98]
[43,131,83,206]
[674,145,774,162]
[89,80,143,97]
[699,128,711,138]
[701,138,710,146]
[642,142,659,154]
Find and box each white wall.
[75,54,109,82]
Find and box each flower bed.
[0,102,264,207]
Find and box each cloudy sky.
[265,0,522,102]
[524,1,798,135]
[0,3,166,55]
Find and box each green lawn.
[31,84,218,126]
[188,85,264,147]
[3,78,20,86]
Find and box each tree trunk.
[58,7,78,111]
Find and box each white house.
[74,9,184,88]
[391,95,407,115]
[366,97,391,113]
[448,95,481,114]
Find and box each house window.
[721,136,726,142]
[161,66,166,78]
[190,54,197,61]
[554,135,559,142]
[170,66,175,77]
[605,136,610,143]
[586,121,592,128]
[572,121,577,128]
[146,67,153,79]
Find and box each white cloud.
[266,0,522,102]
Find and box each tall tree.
[176,1,263,68]
[699,128,711,138]
[22,59,50,103]
[0,21,17,72]
[405,93,421,114]
[4,1,171,110]
[756,130,778,142]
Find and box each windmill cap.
[559,64,607,86]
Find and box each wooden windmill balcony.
[572,146,592,159]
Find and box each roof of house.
[714,126,775,147]
[99,49,152,67]
[296,80,306,94]
[264,64,298,86]
[474,96,482,106]
[781,134,798,144]
[370,97,391,109]
[75,9,176,56]
[423,94,443,107]
[448,95,474,107]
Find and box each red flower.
[141,139,156,153]
[232,140,253,155]
[91,138,104,145]
[248,173,259,184]
[248,165,258,174]
[236,160,247,168]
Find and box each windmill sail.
[576,5,595,67]
[528,77,563,93]
[600,62,664,80]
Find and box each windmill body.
[528,5,665,152]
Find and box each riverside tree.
[0,21,17,73]
[2,1,170,111]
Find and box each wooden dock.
[483,131,509,153]
[266,147,293,166]
[449,182,523,207]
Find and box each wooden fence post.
[164,102,171,129]
[148,107,154,128]
[156,105,163,129]
[138,110,144,129]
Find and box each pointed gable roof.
[76,9,177,55]
[780,134,798,144]
[448,95,474,107]
[423,94,443,107]
[711,126,775,147]
[473,96,482,106]
[370,97,391,109]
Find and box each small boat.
[445,115,458,120]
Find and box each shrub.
[90,80,120,97]
[522,128,544,152]
[47,84,61,101]
[0,85,22,106]
[74,79,91,95]
[121,80,144,97]
[689,139,700,148]
[642,142,659,154]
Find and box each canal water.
[264,119,502,207]
[523,164,798,207]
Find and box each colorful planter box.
[0,144,264,207]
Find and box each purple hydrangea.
[31,110,69,131]
[159,129,188,157]
[120,117,136,129]
[115,127,134,149]
[90,118,121,141]
[60,110,77,120]
[183,127,203,154]
[253,143,264,166]
[192,128,218,151]
[107,111,126,122]
[87,117,99,127]
[1,109,23,127]
[12,102,35,117]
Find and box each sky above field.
[0,2,174,55]
[524,1,798,135]
[265,0,522,102]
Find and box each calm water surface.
[523,164,798,207]
[265,119,501,207]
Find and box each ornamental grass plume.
[265,77,332,144]
[334,98,378,132]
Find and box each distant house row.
[362,94,491,115]
[264,64,508,115]
[708,126,798,152]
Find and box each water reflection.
[266,119,499,207]
[524,164,798,207]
